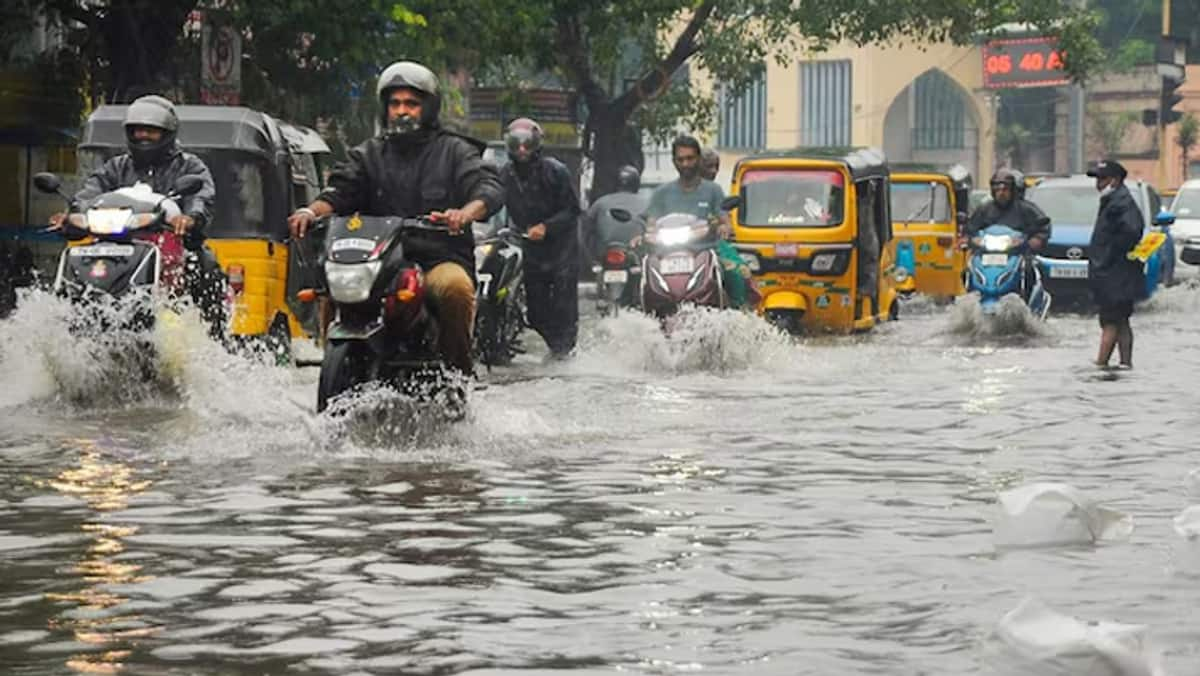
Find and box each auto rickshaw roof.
[889,162,972,188]
[80,105,284,157]
[278,120,331,155]
[735,146,889,181]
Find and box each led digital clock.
[983,37,1071,89]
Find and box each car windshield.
[891,181,951,222]
[740,169,844,227]
[1026,184,1145,226]
[1171,188,1200,218]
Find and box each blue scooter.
[966,225,1052,319]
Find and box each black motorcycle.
[473,228,527,367]
[314,214,466,417]
[593,208,643,316]
[32,172,222,339]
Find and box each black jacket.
[74,146,216,232]
[501,157,581,272]
[1088,183,1145,304]
[317,129,504,272]
[966,198,1051,241]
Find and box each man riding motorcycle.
[582,165,647,263]
[287,61,504,376]
[965,167,1051,297]
[53,94,224,334]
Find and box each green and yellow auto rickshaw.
[889,163,972,300]
[727,147,901,334]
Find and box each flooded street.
[2,285,1200,675]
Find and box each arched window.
[914,70,965,150]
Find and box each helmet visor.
[505,129,537,159]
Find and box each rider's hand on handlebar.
[169,214,195,236]
[430,209,470,233]
[288,209,317,239]
[48,212,66,229]
[527,223,547,241]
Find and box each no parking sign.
[201,19,241,105]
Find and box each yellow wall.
[693,42,995,186]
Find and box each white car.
[1169,179,1200,273]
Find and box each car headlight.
[982,234,1014,252]
[811,253,838,273]
[738,252,761,272]
[325,260,381,304]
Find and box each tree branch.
[553,13,607,111]
[614,0,715,119]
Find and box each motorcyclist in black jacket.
[287,61,504,376]
[500,117,582,360]
[54,95,225,335]
[965,167,1051,296]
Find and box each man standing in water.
[1086,159,1145,369]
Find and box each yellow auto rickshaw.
[727,147,901,334]
[889,163,972,300]
[78,105,330,358]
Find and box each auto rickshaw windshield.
[891,181,951,223]
[740,169,845,227]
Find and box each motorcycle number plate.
[774,243,799,257]
[980,253,1009,267]
[331,238,377,253]
[69,244,135,258]
[603,270,628,283]
[1049,266,1088,279]
[660,256,695,275]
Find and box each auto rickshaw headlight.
[894,267,910,283]
[325,260,381,304]
[810,252,849,275]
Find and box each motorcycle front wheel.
[317,340,370,413]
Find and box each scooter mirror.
[173,175,205,197]
[609,208,633,222]
[720,194,742,212]
[33,172,62,194]
[1154,210,1176,227]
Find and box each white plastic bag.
[994,483,1133,548]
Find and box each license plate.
[331,238,377,252]
[660,256,694,275]
[980,253,1009,267]
[602,270,628,283]
[1049,266,1088,279]
[774,243,799,257]
[69,244,135,258]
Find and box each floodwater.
[2,281,1199,675]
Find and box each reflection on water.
[1,293,1199,674]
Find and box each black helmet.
[123,95,178,167]
[505,118,543,164]
[989,168,1020,206]
[616,165,641,193]
[376,61,441,137]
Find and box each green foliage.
[1178,113,1200,180]
[1088,108,1137,157]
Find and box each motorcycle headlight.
[982,234,1014,252]
[738,252,761,272]
[87,208,133,235]
[658,227,692,246]
[474,243,494,262]
[325,260,381,304]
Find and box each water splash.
[945,293,1048,344]
[573,306,795,375]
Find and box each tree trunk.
[99,1,196,103]
[588,104,646,200]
